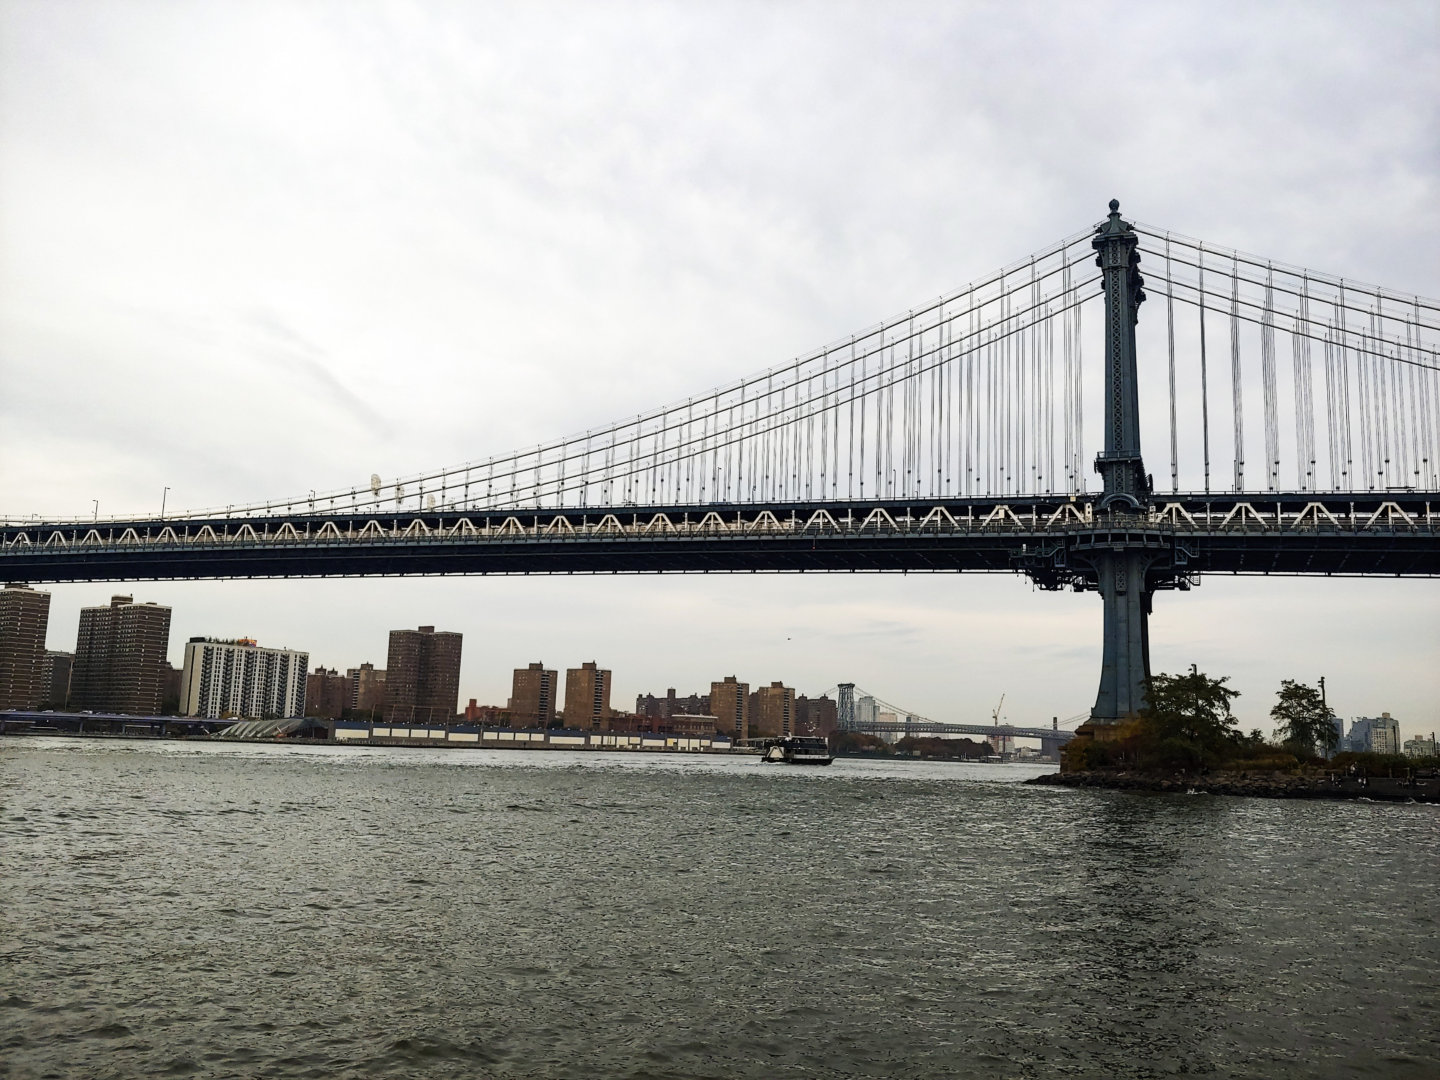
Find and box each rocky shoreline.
[1028,769,1440,803]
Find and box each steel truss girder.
[1,493,1436,583]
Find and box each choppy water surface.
[2,738,1436,1079]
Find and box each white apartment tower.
[179,637,308,719]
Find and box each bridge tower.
[836,683,856,731]
[1087,200,1153,724]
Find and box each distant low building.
[602,709,645,732]
[1403,735,1437,758]
[668,714,717,737]
[463,700,518,726]
[636,688,709,720]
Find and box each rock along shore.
[1027,769,1440,804]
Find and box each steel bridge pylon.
[1077,201,1168,725]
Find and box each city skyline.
[1,3,1436,738]
[11,583,1435,742]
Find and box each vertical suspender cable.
[1045,297,1055,493]
[1261,262,1279,491]
[1356,302,1373,487]
[1165,235,1178,492]
[1230,256,1245,491]
[1414,300,1435,487]
[1338,288,1353,489]
[1198,245,1211,493]
[1372,295,1390,487]
[1075,279,1083,495]
[1062,262,1073,491]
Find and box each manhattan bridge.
[3,202,1437,730]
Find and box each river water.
[2,737,1436,1079]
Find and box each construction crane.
[990,693,1011,758]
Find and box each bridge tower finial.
[1091,199,1147,507]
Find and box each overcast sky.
[2,1,1436,738]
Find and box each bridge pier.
[1091,549,1153,723]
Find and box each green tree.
[1270,679,1338,758]
[1140,666,1240,767]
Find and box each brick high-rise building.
[160,661,182,714]
[305,666,351,719]
[794,693,838,737]
[40,650,74,709]
[509,662,557,727]
[749,682,795,738]
[0,584,51,710]
[72,595,172,715]
[346,662,386,714]
[384,626,463,725]
[179,638,308,719]
[709,676,751,740]
[563,661,612,730]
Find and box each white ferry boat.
[760,735,834,765]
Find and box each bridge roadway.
[847,720,1076,744]
[1,491,1436,583]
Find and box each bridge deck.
[3,493,1435,583]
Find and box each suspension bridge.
[4,201,1436,726]
[827,684,1085,752]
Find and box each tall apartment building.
[385,626,463,725]
[749,681,795,738]
[346,662,386,713]
[161,661,182,714]
[179,637,308,719]
[305,666,350,719]
[72,595,172,715]
[509,662,558,727]
[564,662,612,730]
[1345,713,1402,755]
[794,693,838,737]
[1362,713,1400,755]
[856,695,880,727]
[0,584,51,710]
[709,676,751,740]
[40,650,74,708]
